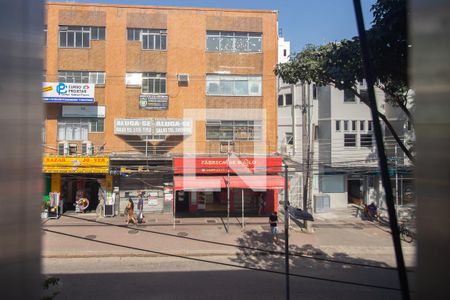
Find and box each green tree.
[275,0,414,162]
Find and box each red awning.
[174,175,284,191]
[174,176,225,191]
[228,175,284,190]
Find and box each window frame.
[343,89,356,103]
[285,93,293,106]
[58,26,91,48]
[352,120,357,131]
[360,133,373,148]
[344,133,357,147]
[360,120,365,131]
[278,95,284,106]
[206,120,262,141]
[206,74,262,97]
[58,71,106,85]
[206,31,262,53]
[141,29,167,51]
[57,118,104,141]
[141,72,167,94]
[335,120,341,131]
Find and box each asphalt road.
[42,256,413,300]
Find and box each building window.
[360,120,365,131]
[206,31,262,52]
[344,134,357,147]
[360,89,369,103]
[206,75,262,96]
[283,49,287,57]
[59,26,96,48]
[335,120,341,131]
[360,134,373,147]
[127,28,167,50]
[285,132,293,145]
[57,118,104,141]
[344,89,356,102]
[90,26,106,40]
[127,28,141,40]
[343,120,349,131]
[278,95,284,106]
[58,71,106,85]
[407,120,412,131]
[206,120,262,141]
[285,93,292,105]
[314,125,319,141]
[368,120,373,131]
[142,73,166,94]
[312,84,317,99]
[352,120,357,131]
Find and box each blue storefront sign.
[42,82,95,103]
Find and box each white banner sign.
[62,105,105,118]
[155,119,193,135]
[114,118,192,136]
[43,82,95,103]
[114,119,154,135]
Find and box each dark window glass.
[312,84,317,99]
[352,120,357,131]
[98,27,105,40]
[344,134,356,147]
[82,32,90,47]
[285,94,292,105]
[336,120,340,131]
[360,134,373,147]
[67,32,74,47]
[278,95,284,106]
[59,32,67,47]
[344,89,356,102]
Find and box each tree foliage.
[274,0,414,161]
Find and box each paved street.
[41,208,416,299]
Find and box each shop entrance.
[61,176,101,212]
[176,191,189,212]
[348,179,363,205]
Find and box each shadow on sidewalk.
[230,229,393,274]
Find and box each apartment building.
[43,2,281,216]
[277,39,413,213]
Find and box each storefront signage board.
[43,156,109,173]
[43,82,95,103]
[173,157,282,174]
[154,119,192,135]
[114,118,192,136]
[139,94,169,110]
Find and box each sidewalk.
[41,210,416,267]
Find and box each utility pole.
[284,163,290,300]
[291,84,296,156]
[227,140,230,232]
[395,145,399,207]
[302,84,312,231]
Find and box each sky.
[69,0,377,52]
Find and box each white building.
[277,38,413,213]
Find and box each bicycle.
[399,223,415,243]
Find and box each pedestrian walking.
[126,198,137,225]
[137,191,145,224]
[269,211,278,242]
[258,193,266,215]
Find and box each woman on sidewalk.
[126,198,137,225]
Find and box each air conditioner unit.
[177,74,189,83]
[58,141,69,155]
[81,141,94,155]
